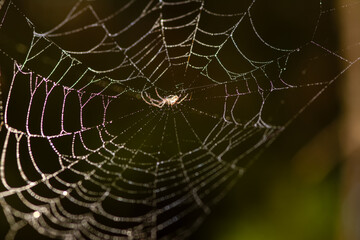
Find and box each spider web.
[0,0,356,239]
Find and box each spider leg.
[151,102,159,107]
[145,92,160,104]
[155,88,165,100]
[150,98,162,105]
[177,93,189,104]
[142,89,168,108]
[142,91,163,108]
[152,100,165,108]
[145,92,152,100]
[141,91,152,106]
[158,101,165,108]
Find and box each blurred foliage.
[192,89,342,240]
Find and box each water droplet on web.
[33,211,41,218]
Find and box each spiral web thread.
[0,0,357,239]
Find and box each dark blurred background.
[1,0,359,239]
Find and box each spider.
[141,88,188,108]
